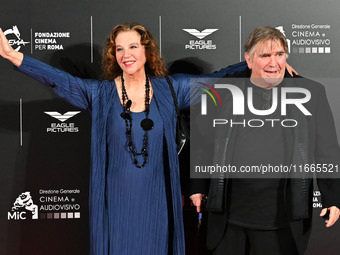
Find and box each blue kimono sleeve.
[171,61,247,109]
[15,55,100,112]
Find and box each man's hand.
[320,206,340,227]
[285,63,298,77]
[190,193,205,213]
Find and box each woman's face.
[115,30,147,77]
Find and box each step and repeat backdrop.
[1,0,340,254]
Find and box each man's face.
[245,39,287,89]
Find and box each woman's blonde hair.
[101,23,167,80]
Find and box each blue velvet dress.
[106,92,168,254]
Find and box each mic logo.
[8,192,38,220]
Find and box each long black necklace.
[120,73,154,168]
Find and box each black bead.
[125,100,132,109]
[120,112,131,120]
[141,118,154,131]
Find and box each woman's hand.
[0,28,23,67]
[286,63,298,77]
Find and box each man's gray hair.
[244,26,289,59]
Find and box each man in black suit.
[190,26,340,255]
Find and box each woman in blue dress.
[0,23,295,254]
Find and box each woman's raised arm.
[0,28,23,67]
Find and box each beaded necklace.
[120,73,154,168]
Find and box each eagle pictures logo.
[183,28,218,50]
[44,111,81,133]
